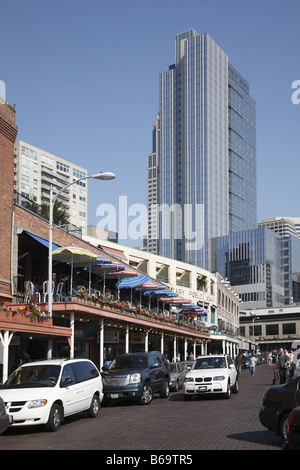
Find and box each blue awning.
[24,231,60,250]
[143,288,178,297]
[116,274,150,289]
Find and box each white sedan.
[183,355,238,400]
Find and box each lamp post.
[48,171,115,316]
[251,314,260,350]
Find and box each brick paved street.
[0,363,283,451]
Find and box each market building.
[0,97,243,384]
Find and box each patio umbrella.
[117,275,166,306]
[52,245,98,296]
[87,263,125,294]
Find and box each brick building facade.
[0,99,18,301]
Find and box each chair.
[24,281,34,303]
[55,282,65,302]
[43,281,55,302]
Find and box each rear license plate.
[198,386,207,392]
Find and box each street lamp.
[47,171,116,316]
[251,315,260,347]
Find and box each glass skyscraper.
[147,29,257,269]
[208,227,300,309]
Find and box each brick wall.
[14,205,100,253]
[0,100,18,299]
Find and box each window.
[266,324,279,336]
[41,154,53,167]
[72,361,99,383]
[61,364,76,386]
[56,161,70,174]
[282,323,296,335]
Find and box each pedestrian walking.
[235,353,243,375]
[277,348,290,384]
[249,353,257,376]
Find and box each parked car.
[259,376,300,441]
[183,354,238,400]
[0,358,103,432]
[0,396,9,435]
[102,351,170,405]
[169,362,187,391]
[281,405,300,449]
[242,356,250,369]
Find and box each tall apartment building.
[14,140,88,234]
[147,29,257,269]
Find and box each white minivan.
[0,358,103,431]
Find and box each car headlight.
[213,376,226,381]
[130,373,141,384]
[28,399,48,409]
[184,377,194,382]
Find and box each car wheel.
[159,379,170,398]
[224,381,231,399]
[140,384,153,405]
[86,394,100,418]
[279,411,290,441]
[232,379,239,394]
[45,403,62,432]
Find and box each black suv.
[102,351,170,405]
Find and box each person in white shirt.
[249,354,257,376]
[293,346,300,366]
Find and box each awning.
[98,245,128,263]
[24,231,60,250]
[116,274,150,289]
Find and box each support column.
[125,324,129,353]
[145,329,149,352]
[99,319,104,370]
[0,330,14,384]
[184,338,187,360]
[47,337,53,359]
[193,341,196,359]
[173,335,177,362]
[161,331,164,354]
[70,312,75,358]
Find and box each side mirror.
[150,362,159,369]
[61,377,73,387]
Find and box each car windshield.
[169,364,178,372]
[1,364,61,389]
[108,355,147,370]
[193,357,226,370]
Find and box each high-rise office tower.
[147,29,256,269]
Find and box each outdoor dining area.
[16,241,210,332]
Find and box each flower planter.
[0,310,53,325]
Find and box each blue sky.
[1,0,300,246]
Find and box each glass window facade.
[209,228,300,308]
[148,30,257,270]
